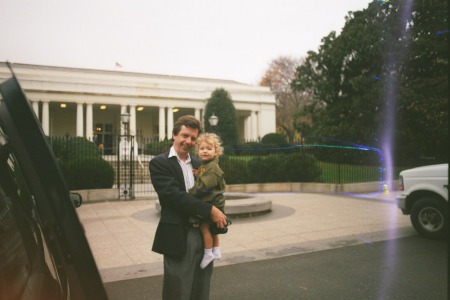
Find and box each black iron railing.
[47,135,400,198]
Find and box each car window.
[0,74,107,299]
[0,127,64,299]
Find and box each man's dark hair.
[172,115,202,136]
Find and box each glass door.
[94,123,113,155]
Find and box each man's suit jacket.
[149,151,212,257]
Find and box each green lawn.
[318,162,407,184]
[223,155,407,184]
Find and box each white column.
[32,101,39,119]
[194,108,201,121]
[245,115,251,141]
[42,101,50,135]
[259,105,276,137]
[86,103,93,141]
[167,107,174,139]
[130,105,136,136]
[76,103,84,137]
[129,105,138,156]
[251,111,258,141]
[257,109,262,140]
[159,107,166,141]
[121,105,127,135]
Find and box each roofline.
[1,61,252,86]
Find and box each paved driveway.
[76,191,415,283]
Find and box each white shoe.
[200,253,215,269]
[213,249,222,260]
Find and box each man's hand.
[210,206,227,228]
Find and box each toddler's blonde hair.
[196,133,224,157]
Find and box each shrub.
[64,157,115,190]
[261,133,289,147]
[220,155,251,184]
[49,136,114,190]
[144,140,172,155]
[308,146,381,166]
[232,142,270,156]
[283,153,321,182]
[49,136,100,162]
[247,154,287,183]
[245,153,321,183]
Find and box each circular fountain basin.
[154,192,272,218]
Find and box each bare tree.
[260,56,312,143]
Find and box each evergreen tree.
[204,88,238,147]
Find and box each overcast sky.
[1,0,372,85]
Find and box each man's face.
[173,125,199,159]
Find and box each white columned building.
[130,105,136,136]
[41,101,50,136]
[167,106,174,138]
[159,107,166,141]
[194,108,201,123]
[32,101,39,118]
[86,103,93,140]
[76,102,84,137]
[120,105,127,135]
[0,62,276,147]
[251,111,258,140]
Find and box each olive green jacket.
[189,158,226,211]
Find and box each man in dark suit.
[149,115,227,300]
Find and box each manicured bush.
[49,136,114,190]
[261,133,289,147]
[49,136,100,162]
[247,154,287,183]
[64,157,115,190]
[283,153,321,182]
[231,142,270,156]
[308,146,381,166]
[144,140,172,155]
[245,152,321,183]
[220,155,251,184]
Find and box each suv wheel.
[410,197,448,239]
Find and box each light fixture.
[121,112,131,125]
[137,106,144,111]
[208,113,219,127]
[172,108,180,113]
[100,105,107,110]
[60,103,67,108]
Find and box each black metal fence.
[49,135,390,199]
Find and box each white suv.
[396,164,448,239]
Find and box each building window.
[95,123,113,155]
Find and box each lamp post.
[121,112,130,135]
[120,112,133,200]
[208,113,219,133]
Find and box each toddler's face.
[198,141,216,162]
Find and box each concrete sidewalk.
[75,191,415,283]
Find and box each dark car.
[0,67,107,299]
